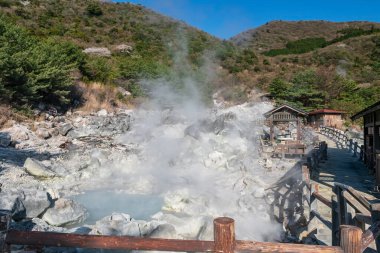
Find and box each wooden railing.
[302,142,380,252]
[0,211,345,253]
[320,126,364,161]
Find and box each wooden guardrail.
[0,211,345,253]
[302,141,380,252]
[319,126,364,161]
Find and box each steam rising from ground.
[79,30,281,241]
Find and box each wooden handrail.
[312,191,332,208]
[6,230,215,252]
[2,224,345,253]
[4,230,344,253]
[361,221,380,251]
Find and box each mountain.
[0,1,379,118]
[231,20,380,52]
[0,0,259,108]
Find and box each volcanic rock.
[36,128,51,139]
[97,109,108,117]
[0,192,26,220]
[20,189,51,218]
[91,213,159,236]
[42,198,88,227]
[58,123,73,136]
[24,158,56,178]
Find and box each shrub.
[87,2,103,16]
[0,17,83,106]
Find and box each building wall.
[323,114,344,129]
[309,114,343,129]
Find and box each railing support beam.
[340,225,362,253]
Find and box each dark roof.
[309,109,346,115]
[264,104,308,118]
[351,100,380,121]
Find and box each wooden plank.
[214,217,235,253]
[334,183,371,211]
[361,221,380,252]
[312,191,332,208]
[235,241,343,252]
[6,230,214,252]
[342,190,371,217]
[355,213,372,225]
[340,225,362,253]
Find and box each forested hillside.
[0,0,379,118]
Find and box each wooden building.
[308,109,346,129]
[351,100,380,185]
[264,104,308,142]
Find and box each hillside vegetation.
[0,0,257,109]
[0,1,379,118]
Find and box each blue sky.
[113,0,380,39]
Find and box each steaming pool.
[73,191,164,224]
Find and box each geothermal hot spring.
[68,84,284,242]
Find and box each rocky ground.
[0,101,307,252]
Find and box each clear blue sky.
[113,0,380,39]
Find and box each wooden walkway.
[310,133,376,246]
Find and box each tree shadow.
[0,132,56,169]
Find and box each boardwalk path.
[309,133,375,246]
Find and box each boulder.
[42,198,88,227]
[91,213,159,236]
[6,124,29,142]
[21,189,51,218]
[0,132,11,147]
[97,109,108,117]
[36,128,51,139]
[0,192,26,221]
[49,128,59,137]
[58,123,73,136]
[24,158,56,178]
[83,47,111,57]
[114,44,133,54]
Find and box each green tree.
[0,17,83,106]
[269,78,291,102]
[287,70,326,110]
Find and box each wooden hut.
[351,100,380,185]
[308,109,346,129]
[264,104,308,142]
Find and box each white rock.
[42,198,88,227]
[97,109,108,117]
[83,47,111,57]
[36,128,51,139]
[24,158,56,178]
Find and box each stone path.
[309,133,375,246]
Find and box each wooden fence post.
[214,217,235,253]
[349,139,353,153]
[334,185,347,227]
[331,195,340,246]
[353,142,358,157]
[359,145,364,161]
[0,210,11,253]
[370,203,380,251]
[340,225,362,253]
